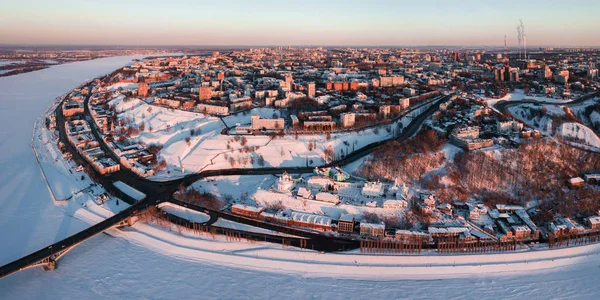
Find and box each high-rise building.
[555,70,569,84]
[510,69,520,82]
[138,81,149,97]
[392,75,404,86]
[284,74,293,90]
[199,86,212,101]
[495,67,512,82]
[452,52,461,62]
[588,69,598,80]
[380,76,393,87]
[340,113,355,128]
[307,82,315,98]
[539,65,552,80]
[399,98,410,109]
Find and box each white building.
[360,221,385,237]
[315,192,340,204]
[197,103,229,115]
[394,183,410,200]
[403,87,416,97]
[307,176,334,191]
[399,98,410,109]
[383,199,408,209]
[497,121,524,134]
[277,171,295,192]
[340,112,356,128]
[362,181,385,198]
[251,115,284,131]
[297,187,312,199]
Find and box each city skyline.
[2,1,600,296]
[1,0,599,47]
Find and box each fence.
[160,211,312,249]
[548,230,600,248]
[360,238,425,254]
[437,238,518,253]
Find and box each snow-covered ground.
[190,174,408,219]
[110,97,436,181]
[507,100,600,151]
[158,202,211,223]
[192,175,277,199]
[3,57,600,299]
[196,101,435,173]
[558,122,600,150]
[31,115,96,201]
[211,218,300,237]
[508,103,564,134]
[4,233,600,300]
[484,89,571,107]
[106,81,138,91]
[0,59,27,66]
[0,55,148,266]
[113,181,146,201]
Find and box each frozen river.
[0,56,150,264]
[0,57,598,299]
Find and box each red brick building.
[199,86,212,101]
[138,82,149,97]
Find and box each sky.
[0,0,599,47]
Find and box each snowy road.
[1,57,600,299]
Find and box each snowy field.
[483,89,571,107]
[507,99,600,151]
[558,122,600,150]
[3,234,600,300]
[2,57,600,299]
[191,174,408,220]
[109,96,435,181]
[31,116,96,201]
[508,103,564,134]
[0,59,27,66]
[107,95,225,179]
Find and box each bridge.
[0,90,448,279]
[0,198,150,278]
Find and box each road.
[0,197,153,278]
[0,88,447,278]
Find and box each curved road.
[0,88,447,278]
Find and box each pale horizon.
[1,0,599,47]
